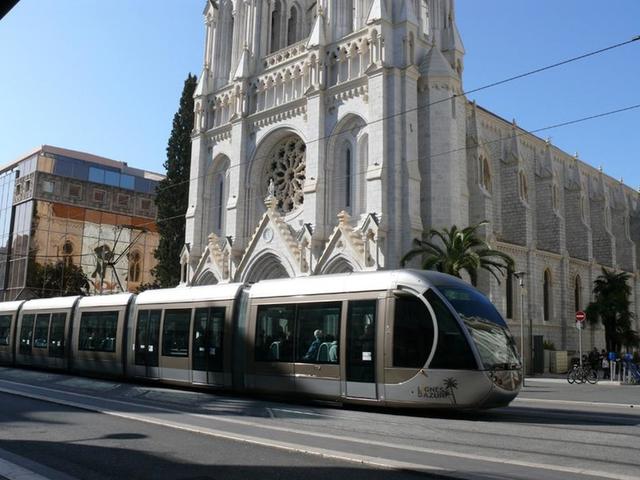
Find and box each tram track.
[0,372,639,480]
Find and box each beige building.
[0,145,163,299]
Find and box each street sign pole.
[575,311,586,367]
[578,322,583,367]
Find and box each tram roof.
[21,296,81,312]
[135,284,243,306]
[78,293,134,308]
[248,269,471,298]
[0,301,24,313]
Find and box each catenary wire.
[151,35,640,196]
[11,101,640,266]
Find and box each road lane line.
[516,397,640,409]
[0,448,79,480]
[0,380,637,480]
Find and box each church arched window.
[270,0,282,53]
[519,171,528,203]
[543,269,552,322]
[574,275,582,312]
[479,156,492,193]
[210,156,230,235]
[287,4,299,46]
[552,184,560,212]
[345,145,353,208]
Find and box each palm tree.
[443,377,459,405]
[586,268,639,352]
[401,221,514,285]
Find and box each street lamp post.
[514,271,527,387]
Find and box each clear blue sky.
[1,1,639,188]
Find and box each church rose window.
[265,136,306,214]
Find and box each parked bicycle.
[566,363,598,384]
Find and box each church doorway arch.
[195,270,219,286]
[242,252,292,283]
[323,256,355,275]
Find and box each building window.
[543,269,552,322]
[140,198,152,211]
[128,250,141,283]
[604,203,611,230]
[69,184,82,199]
[624,216,630,238]
[552,184,560,212]
[345,146,353,208]
[215,174,225,231]
[264,135,306,214]
[15,184,21,196]
[506,270,513,319]
[117,194,130,208]
[580,196,587,222]
[62,240,74,267]
[518,171,528,202]
[287,5,298,46]
[42,180,54,194]
[574,275,582,313]
[479,156,492,193]
[25,180,31,192]
[270,0,282,53]
[93,189,106,203]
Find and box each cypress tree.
[152,73,197,287]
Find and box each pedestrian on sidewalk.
[602,356,610,379]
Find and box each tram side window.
[162,309,191,357]
[393,295,434,368]
[79,311,118,353]
[0,315,11,346]
[33,314,51,349]
[19,314,35,354]
[425,291,477,370]
[192,307,225,372]
[296,302,341,364]
[49,313,66,358]
[255,305,295,362]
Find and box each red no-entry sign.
[576,311,586,322]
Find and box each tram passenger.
[303,329,324,361]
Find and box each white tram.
[0,270,522,409]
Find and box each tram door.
[345,300,377,399]
[191,307,225,385]
[134,310,161,378]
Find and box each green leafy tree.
[586,268,639,352]
[401,221,514,285]
[152,73,197,288]
[26,259,90,298]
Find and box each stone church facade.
[183,0,640,355]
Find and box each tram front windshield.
[435,286,520,370]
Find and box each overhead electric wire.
[10,100,640,268]
[150,34,640,196]
[5,36,640,280]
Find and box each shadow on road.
[0,440,441,480]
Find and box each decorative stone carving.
[264,136,306,214]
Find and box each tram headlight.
[489,368,522,391]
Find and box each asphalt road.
[0,368,638,480]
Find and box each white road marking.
[0,379,637,480]
[0,457,50,480]
[516,397,640,409]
